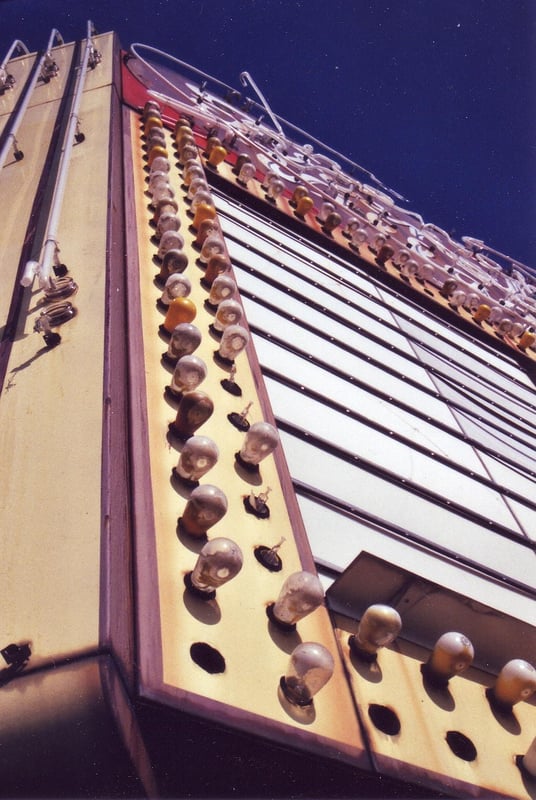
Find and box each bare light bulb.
[270,571,324,629]
[213,298,243,333]
[203,254,231,288]
[488,659,536,710]
[422,632,474,686]
[157,231,185,261]
[156,212,181,241]
[160,273,192,306]
[280,642,334,706]
[349,604,402,661]
[169,354,207,396]
[194,218,220,247]
[164,323,202,364]
[207,275,236,307]
[266,178,285,202]
[170,391,214,439]
[175,435,219,482]
[238,161,256,185]
[187,176,209,200]
[191,189,214,212]
[200,235,226,264]
[217,324,249,363]
[179,484,228,538]
[188,537,243,597]
[237,421,279,469]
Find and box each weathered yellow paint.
[0,35,115,666]
[130,115,365,758]
[335,613,536,799]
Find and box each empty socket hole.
[368,704,401,736]
[446,731,477,762]
[190,642,226,674]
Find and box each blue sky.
[1,0,534,267]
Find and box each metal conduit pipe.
[0,39,30,76]
[22,21,99,291]
[0,29,63,171]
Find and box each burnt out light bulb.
[422,632,475,687]
[207,274,236,308]
[186,537,243,600]
[174,435,219,483]
[159,273,192,307]
[168,354,207,396]
[202,254,231,289]
[348,604,402,662]
[163,322,202,365]
[487,659,536,711]
[236,421,279,471]
[280,642,334,707]
[179,484,228,538]
[170,390,214,440]
[268,570,324,631]
[217,324,249,364]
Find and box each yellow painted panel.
[336,615,536,799]
[130,114,365,760]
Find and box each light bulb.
[175,435,219,482]
[423,632,474,686]
[148,145,169,167]
[157,231,185,261]
[179,143,198,165]
[189,537,243,596]
[151,197,178,224]
[497,317,513,334]
[235,154,253,173]
[147,127,166,147]
[266,178,285,201]
[401,259,419,278]
[150,183,174,208]
[217,324,249,363]
[440,279,458,298]
[187,176,209,200]
[194,218,220,248]
[323,211,341,233]
[344,217,360,237]
[518,329,536,349]
[270,571,324,628]
[143,100,161,117]
[160,273,192,306]
[179,484,228,538]
[213,298,243,332]
[157,249,189,284]
[150,155,170,175]
[292,185,308,205]
[237,420,279,468]
[200,235,226,264]
[164,323,202,364]
[192,202,217,231]
[521,737,536,777]
[349,604,401,661]
[170,391,214,439]
[156,212,180,240]
[449,290,466,307]
[208,145,227,167]
[162,296,197,334]
[511,322,524,338]
[191,189,214,211]
[473,304,491,322]
[205,136,222,155]
[207,275,236,307]
[465,293,480,311]
[238,161,256,184]
[489,659,536,709]
[280,642,334,706]
[396,248,411,265]
[295,195,314,216]
[376,243,395,266]
[184,164,205,187]
[203,254,231,288]
[169,354,207,396]
[319,201,335,222]
[144,115,162,136]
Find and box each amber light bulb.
[202,254,231,288]
[179,484,228,538]
[187,537,243,599]
[208,145,227,168]
[348,604,402,662]
[269,570,324,630]
[194,218,220,248]
[162,297,197,334]
[170,390,214,439]
[280,642,334,706]
[295,195,314,217]
[192,203,217,231]
[422,632,474,687]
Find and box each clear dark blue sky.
[1,0,534,267]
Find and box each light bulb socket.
[243,493,270,519]
[420,661,449,689]
[348,634,378,663]
[184,571,215,601]
[227,412,250,431]
[280,675,312,707]
[266,602,296,633]
[254,546,282,572]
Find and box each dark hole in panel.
[368,704,401,736]
[190,642,226,674]
[446,730,477,762]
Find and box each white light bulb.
[157,231,185,261]
[281,642,334,706]
[208,275,236,306]
[217,324,249,362]
[180,485,228,538]
[349,604,401,660]
[169,354,207,396]
[165,323,202,363]
[176,436,219,482]
[213,298,243,332]
[272,571,324,627]
[190,537,243,594]
[160,273,192,306]
[238,421,279,467]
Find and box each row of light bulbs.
[141,102,536,750]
